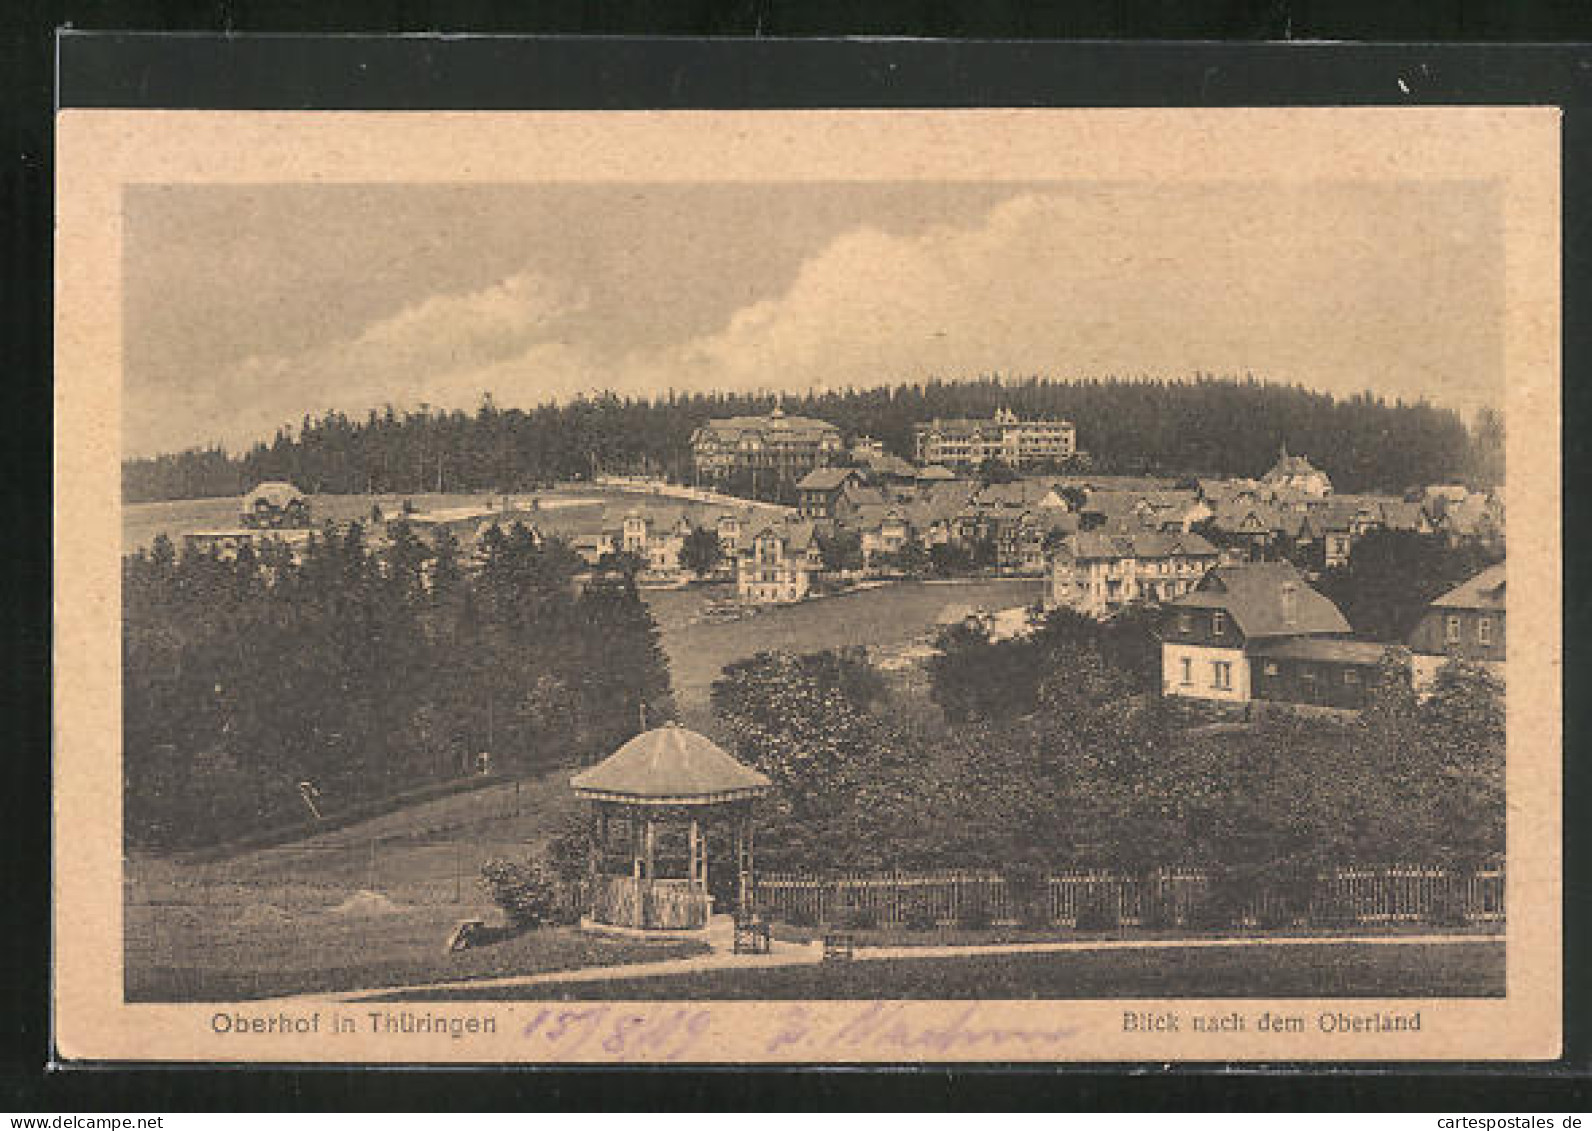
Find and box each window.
[1264,662,1280,677]
[1477,617,1494,645]
[1445,614,1462,644]
[1180,658,1192,685]
[1212,611,1227,637]
[1212,661,1232,690]
[1344,669,1359,685]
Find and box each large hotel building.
[690,407,845,482]
[913,408,1077,469]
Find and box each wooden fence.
[753,866,1504,929]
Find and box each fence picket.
[752,864,1504,929]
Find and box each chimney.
[1281,580,1298,626]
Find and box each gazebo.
[570,723,772,932]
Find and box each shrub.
[1425,883,1473,928]
[1188,883,1248,931]
[1308,890,1362,929]
[1073,893,1121,932]
[956,897,994,931]
[1138,890,1182,931]
[902,892,940,932]
[1003,864,1051,929]
[834,898,880,931]
[478,857,567,930]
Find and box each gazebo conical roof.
[571,724,771,807]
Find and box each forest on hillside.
[122,523,670,847]
[123,375,1502,503]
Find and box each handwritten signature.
[519,1002,1076,1061]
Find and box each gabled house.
[1049,530,1218,616]
[239,482,310,529]
[796,467,864,519]
[1408,562,1506,689]
[1260,444,1333,497]
[848,504,913,563]
[736,521,823,604]
[715,511,746,558]
[618,508,694,577]
[1002,509,1080,576]
[1161,562,1393,709]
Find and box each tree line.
[123,375,1498,503]
[122,522,670,848]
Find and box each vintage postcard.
[54,107,1560,1063]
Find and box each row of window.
[1178,658,1363,690]
[1176,610,1227,636]
[1445,614,1497,646]
[1177,657,1233,690]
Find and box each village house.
[1260,444,1333,497]
[913,408,1077,470]
[239,481,311,529]
[903,481,979,548]
[795,467,864,519]
[1049,530,1220,616]
[848,504,913,563]
[182,527,313,562]
[1080,489,1210,534]
[690,407,844,484]
[1161,562,1395,710]
[715,511,745,559]
[1407,562,1506,690]
[736,521,823,604]
[619,508,692,577]
[1000,509,1080,575]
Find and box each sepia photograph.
[53,105,1561,1062]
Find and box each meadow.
[379,940,1505,1002]
[644,577,1045,716]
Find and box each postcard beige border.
[54,108,1562,1063]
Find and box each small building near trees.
[1160,561,1397,710]
[1408,562,1506,690]
[239,481,310,529]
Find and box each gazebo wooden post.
[687,816,701,891]
[630,810,643,928]
[735,804,752,913]
[586,802,602,918]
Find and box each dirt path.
[303,930,1501,1004]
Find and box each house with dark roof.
[1161,562,1395,709]
[239,481,310,529]
[1408,562,1506,689]
[795,467,864,519]
[1050,531,1219,616]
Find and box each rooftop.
[1171,561,1351,639]
[570,724,772,806]
[1431,563,1506,611]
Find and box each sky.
[123,180,1504,459]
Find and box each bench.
[732,913,772,955]
[822,931,856,962]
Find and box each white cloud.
[179,188,1498,456]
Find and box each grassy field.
[645,577,1045,714]
[380,940,1505,1002]
[126,910,707,1002]
[123,485,782,553]
[125,765,606,1001]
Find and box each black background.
[6,2,1592,1112]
